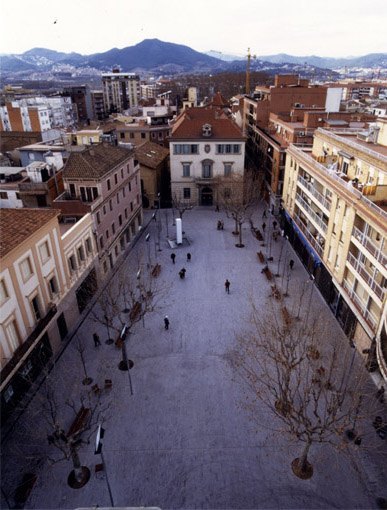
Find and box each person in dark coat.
[164,316,170,330]
[225,279,230,294]
[262,222,266,232]
[187,253,191,262]
[171,253,176,264]
[289,259,295,270]
[93,332,101,347]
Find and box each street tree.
[229,299,375,479]
[172,191,194,220]
[217,172,258,247]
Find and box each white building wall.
[325,87,342,113]
[0,189,23,208]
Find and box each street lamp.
[95,425,114,507]
[275,231,286,277]
[145,233,151,268]
[157,192,162,251]
[117,324,134,395]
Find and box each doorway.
[201,187,213,206]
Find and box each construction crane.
[245,47,256,95]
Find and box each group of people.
[170,252,191,264]
[217,220,224,230]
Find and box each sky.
[1,0,386,58]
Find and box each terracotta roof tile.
[63,143,133,180]
[171,107,244,140]
[134,141,169,169]
[0,208,60,258]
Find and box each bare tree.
[229,299,376,479]
[91,265,167,391]
[217,172,258,247]
[172,191,194,220]
[74,334,93,385]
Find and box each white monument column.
[176,218,183,245]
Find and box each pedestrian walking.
[93,332,101,347]
[171,253,176,264]
[225,279,230,294]
[262,209,267,219]
[273,220,278,229]
[215,204,220,212]
[179,268,186,279]
[289,259,295,270]
[262,222,266,232]
[164,315,170,330]
[187,252,191,262]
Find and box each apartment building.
[281,120,387,380]
[169,106,246,206]
[116,116,172,147]
[54,143,142,276]
[0,208,98,422]
[325,80,387,101]
[90,90,107,120]
[102,71,140,114]
[0,102,51,132]
[63,85,93,122]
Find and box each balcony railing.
[342,280,378,332]
[347,252,385,302]
[0,304,57,386]
[297,175,332,211]
[289,145,387,221]
[352,226,387,267]
[294,214,324,256]
[295,195,328,233]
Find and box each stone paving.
[1,206,387,510]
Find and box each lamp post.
[275,232,286,277]
[95,425,114,507]
[145,233,151,268]
[117,324,133,395]
[304,274,315,324]
[157,192,162,251]
[104,314,113,345]
[281,236,289,289]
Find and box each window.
[130,133,134,139]
[39,241,51,263]
[182,163,191,177]
[103,261,108,273]
[202,160,213,178]
[97,212,101,224]
[116,193,120,204]
[173,144,198,155]
[119,214,122,226]
[48,275,58,297]
[100,236,104,249]
[85,237,92,254]
[68,255,77,271]
[31,295,41,321]
[0,191,8,199]
[106,229,109,239]
[112,223,116,235]
[120,237,125,250]
[216,144,240,154]
[103,205,106,215]
[0,279,9,305]
[130,202,133,212]
[20,257,33,282]
[107,179,111,191]
[109,200,113,211]
[141,132,146,139]
[127,164,130,174]
[115,245,119,256]
[120,132,125,139]
[5,320,20,350]
[125,208,128,219]
[77,246,85,262]
[224,163,232,176]
[128,182,132,192]
[123,187,126,197]
[121,168,124,179]
[15,192,21,200]
[183,188,191,199]
[114,174,118,185]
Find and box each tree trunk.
[238,222,243,246]
[299,440,312,471]
[70,445,83,483]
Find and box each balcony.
[297,175,332,211]
[295,194,328,233]
[342,280,378,332]
[54,191,102,216]
[352,226,387,267]
[0,304,57,386]
[294,214,325,257]
[347,252,386,302]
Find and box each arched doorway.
[201,187,213,206]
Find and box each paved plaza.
[1,206,387,509]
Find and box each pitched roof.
[0,208,60,258]
[134,141,169,169]
[209,91,229,107]
[63,143,133,180]
[171,107,244,140]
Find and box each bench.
[281,306,292,328]
[261,266,273,281]
[271,284,282,301]
[67,406,90,438]
[151,263,161,277]
[14,473,37,507]
[257,251,265,263]
[129,301,142,322]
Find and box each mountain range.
[1,39,386,76]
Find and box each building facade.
[0,208,98,423]
[102,71,140,114]
[282,120,387,380]
[169,107,246,206]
